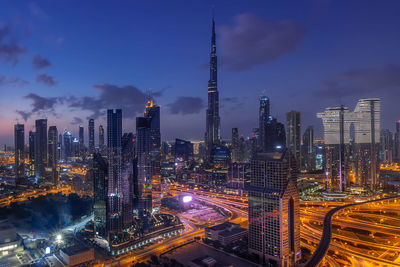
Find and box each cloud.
[36,73,56,86]
[29,2,49,19]
[65,83,163,119]
[315,64,400,97]
[32,54,51,69]
[24,93,58,112]
[0,74,28,87]
[0,23,26,65]
[15,110,32,121]
[167,96,204,115]
[71,117,83,125]
[219,13,305,71]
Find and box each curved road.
[305,196,399,267]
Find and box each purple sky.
[1,1,400,145]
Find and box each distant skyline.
[1,1,400,144]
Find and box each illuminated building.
[248,150,301,266]
[251,128,260,155]
[63,130,72,162]
[107,109,123,240]
[14,124,24,183]
[136,98,162,215]
[228,162,249,193]
[286,111,301,167]
[231,128,240,163]
[34,119,47,182]
[79,125,84,155]
[317,106,351,191]
[174,139,193,171]
[205,17,221,155]
[259,96,270,152]
[99,124,105,154]
[301,126,315,172]
[57,133,62,163]
[88,119,95,154]
[210,145,230,187]
[314,139,324,171]
[72,137,79,158]
[48,126,59,186]
[28,131,35,177]
[121,133,135,228]
[395,120,400,161]
[353,98,380,189]
[380,129,393,163]
[93,152,108,238]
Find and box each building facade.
[14,124,24,183]
[34,119,47,182]
[286,111,301,167]
[248,150,301,266]
[48,126,59,185]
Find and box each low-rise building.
[0,222,23,256]
[59,244,94,266]
[205,222,247,246]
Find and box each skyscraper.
[121,133,135,228]
[286,111,301,167]
[63,130,72,162]
[395,121,400,162]
[34,119,47,182]
[14,124,24,183]
[89,119,95,154]
[136,99,162,215]
[205,17,220,155]
[79,125,84,155]
[57,133,62,162]
[317,106,352,191]
[107,109,123,240]
[29,131,35,177]
[48,126,59,186]
[301,126,315,172]
[248,150,301,266]
[231,128,240,163]
[259,96,270,151]
[353,98,380,189]
[380,129,393,163]
[99,124,105,154]
[93,152,108,238]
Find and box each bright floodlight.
[56,234,62,241]
[182,196,192,203]
[45,247,51,254]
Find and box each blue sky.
[1,0,400,144]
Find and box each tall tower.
[231,128,239,163]
[93,152,108,238]
[79,125,84,155]
[301,126,315,172]
[205,17,220,155]
[48,126,59,186]
[29,131,35,177]
[14,124,25,183]
[89,119,95,154]
[286,111,301,167]
[248,150,301,266]
[63,130,72,162]
[107,109,123,240]
[34,119,47,182]
[259,96,270,151]
[99,125,105,154]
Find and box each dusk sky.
[1,0,400,145]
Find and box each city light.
[182,196,192,203]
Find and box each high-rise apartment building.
[99,124,105,154]
[93,152,108,238]
[231,128,240,163]
[380,129,393,163]
[34,119,47,182]
[14,124,25,183]
[107,109,123,240]
[48,126,58,185]
[205,17,220,155]
[121,133,135,228]
[63,130,72,162]
[248,150,301,266]
[57,134,62,162]
[29,131,35,177]
[286,111,301,167]
[395,120,400,162]
[301,126,315,172]
[259,96,270,151]
[79,125,84,155]
[89,119,95,154]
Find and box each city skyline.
[1,1,400,144]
